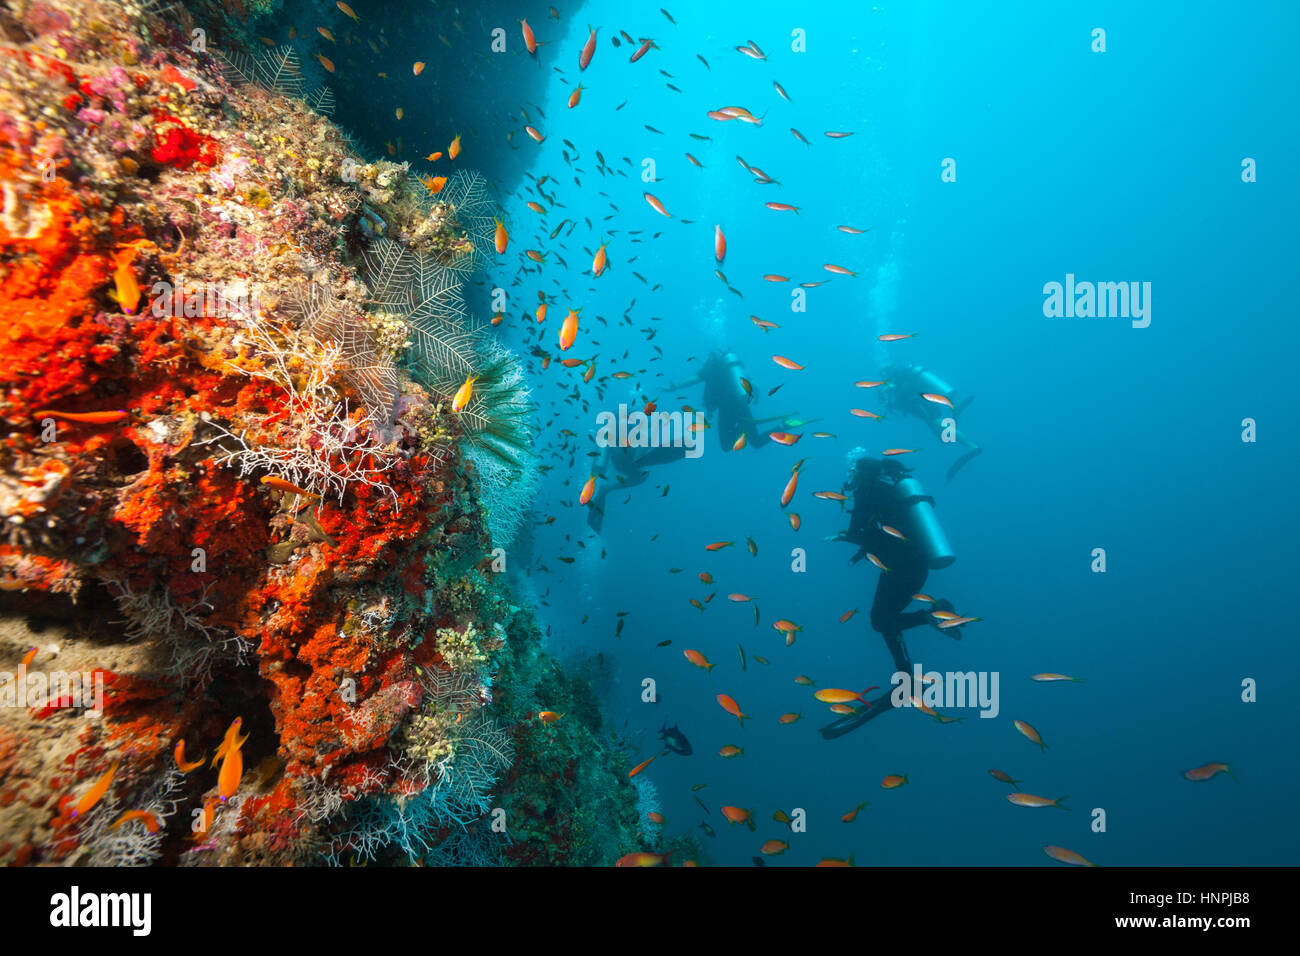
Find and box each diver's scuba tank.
[911,365,955,399]
[893,477,955,569]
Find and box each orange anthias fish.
[769,431,801,446]
[814,687,878,705]
[824,263,857,277]
[448,134,462,160]
[260,475,321,500]
[921,392,954,409]
[778,713,801,724]
[316,54,335,73]
[714,224,726,264]
[525,125,545,143]
[217,735,243,800]
[772,355,803,371]
[684,649,713,672]
[727,593,750,602]
[616,850,673,866]
[110,810,161,833]
[592,240,608,276]
[451,374,476,412]
[173,739,205,773]
[337,2,360,21]
[882,448,918,456]
[880,774,909,789]
[718,745,744,758]
[644,192,671,217]
[578,475,597,505]
[579,24,598,70]
[33,409,129,425]
[841,801,868,823]
[1007,793,1069,809]
[839,608,859,623]
[761,839,789,855]
[1032,673,1084,683]
[494,217,509,254]
[705,541,733,551]
[413,61,425,75]
[110,250,142,314]
[537,710,566,723]
[568,85,584,109]
[716,694,750,726]
[1013,719,1047,752]
[521,19,540,55]
[1044,845,1096,867]
[721,806,755,830]
[878,333,917,342]
[1182,762,1238,783]
[191,796,219,841]
[72,761,120,817]
[813,491,848,501]
[628,754,657,778]
[988,769,1023,788]
[559,309,579,350]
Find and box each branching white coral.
[199,316,401,505]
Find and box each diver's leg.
[945,445,982,483]
[634,445,689,468]
[586,492,608,533]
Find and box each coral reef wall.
[0,0,636,866]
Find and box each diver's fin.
[945,447,982,484]
[747,410,803,425]
[818,690,896,739]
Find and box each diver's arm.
[666,373,704,390]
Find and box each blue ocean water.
[445,0,1299,865]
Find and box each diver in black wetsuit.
[880,363,982,483]
[667,349,797,453]
[820,451,957,739]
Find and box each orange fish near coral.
[337,2,360,21]
[615,850,673,866]
[111,810,161,833]
[448,134,462,160]
[451,375,476,412]
[704,541,733,551]
[110,255,142,315]
[716,693,750,726]
[217,741,242,800]
[34,409,129,425]
[627,754,656,778]
[317,54,335,73]
[592,240,608,277]
[815,687,877,706]
[494,218,509,254]
[174,739,205,773]
[537,711,565,723]
[579,475,597,505]
[72,762,119,817]
[568,84,584,109]
[720,806,755,830]
[772,355,803,371]
[260,476,320,500]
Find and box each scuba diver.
[586,388,690,533]
[667,349,802,453]
[879,362,982,483]
[820,448,959,740]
